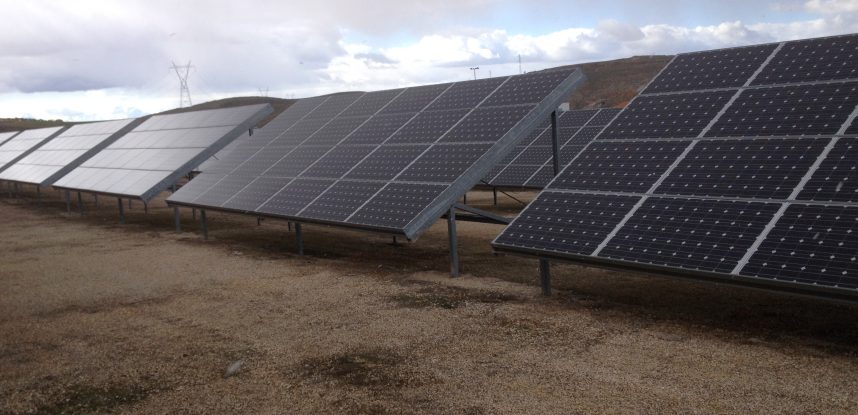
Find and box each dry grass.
[1,188,857,414]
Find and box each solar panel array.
[483,108,621,188]
[168,68,585,239]
[52,104,271,201]
[0,126,66,173]
[0,119,141,186]
[494,33,858,298]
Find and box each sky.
[1,0,857,121]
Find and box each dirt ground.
[1,187,858,414]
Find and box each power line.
[170,60,193,108]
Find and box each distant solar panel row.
[0,126,66,173]
[494,33,858,299]
[167,68,585,239]
[53,104,271,201]
[0,119,141,186]
[483,108,621,188]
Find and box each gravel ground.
[1,188,857,414]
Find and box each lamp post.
[469,66,479,80]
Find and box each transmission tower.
[170,60,193,108]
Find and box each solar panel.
[493,32,858,300]
[483,108,620,188]
[52,104,271,201]
[167,67,586,239]
[196,131,252,173]
[0,131,20,146]
[0,119,141,186]
[0,126,66,173]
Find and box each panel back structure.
[168,68,586,240]
[0,126,67,174]
[0,119,142,186]
[493,33,858,301]
[52,104,272,201]
[0,131,20,146]
[483,108,622,188]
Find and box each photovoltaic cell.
[493,192,640,255]
[301,181,386,222]
[742,204,858,289]
[797,137,858,202]
[600,90,735,139]
[549,141,689,193]
[643,44,778,93]
[600,198,779,273]
[657,138,829,199]
[752,34,858,86]
[706,81,858,137]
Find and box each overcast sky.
[1,0,857,121]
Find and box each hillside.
[0,55,671,132]
[567,55,672,109]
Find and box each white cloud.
[1,0,857,121]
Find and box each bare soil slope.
[1,189,857,414]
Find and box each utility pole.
[469,66,479,80]
[170,60,193,108]
[518,54,522,74]
[258,87,269,97]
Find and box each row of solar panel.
[0,105,273,202]
[167,67,586,238]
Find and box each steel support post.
[192,208,196,221]
[36,186,41,206]
[257,217,262,226]
[550,110,560,176]
[493,187,498,206]
[447,207,460,277]
[201,209,208,240]
[174,207,181,232]
[65,191,71,213]
[94,194,99,208]
[118,198,125,224]
[539,258,552,296]
[295,223,304,255]
[144,201,148,214]
[77,192,84,214]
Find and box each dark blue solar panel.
[493,192,640,255]
[742,204,858,289]
[388,109,468,144]
[221,177,287,212]
[483,68,576,106]
[348,183,446,229]
[644,44,777,93]
[257,178,334,217]
[398,143,493,182]
[797,137,858,202]
[600,90,735,139]
[549,141,689,193]
[440,105,535,143]
[657,138,828,199]
[706,81,858,137]
[599,198,779,274]
[345,145,429,181]
[752,34,858,86]
[301,181,386,221]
